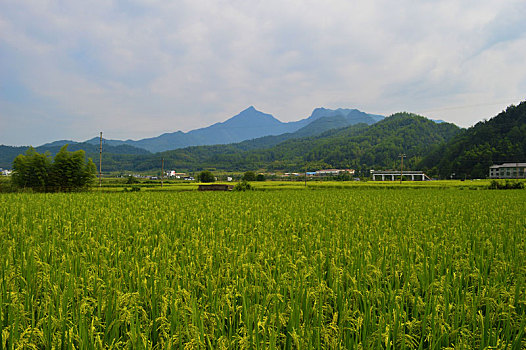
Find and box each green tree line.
[11,145,96,192]
[419,101,526,178]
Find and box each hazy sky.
[1,0,525,146]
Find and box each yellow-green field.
[1,188,525,348]
[96,179,499,192]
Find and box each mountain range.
[67,112,460,174]
[3,102,523,178]
[143,112,461,174]
[1,106,384,168]
[89,100,525,177]
[80,107,384,153]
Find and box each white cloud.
[1,0,525,145]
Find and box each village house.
[489,163,526,179]
[167,171,187,179]
[315,169,355,176]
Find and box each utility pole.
[399,153,406,184]
[304,162,308,187]
[99,132,103,188]
[161,157,164,188]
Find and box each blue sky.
[1,0,525,146]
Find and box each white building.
[370,170,430,181]
[315,169,355,176]
[489,163,526,179]
[1,169,12,176]
[167,170,187,179]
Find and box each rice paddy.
[1,188,525,348]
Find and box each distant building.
[315,169,355,176]
[168,171,187,179]
[370,170,430,181]
[489,163,526,179]
[1,169,12,176]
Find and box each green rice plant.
[0,189,524,348]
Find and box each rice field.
[95,179,496,193]
[1,188,525,349]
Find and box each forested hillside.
[419,101,526,178]
[105,113,460,173]
[2,113,463,174]
[298,113,460,172]
[0,143,149,169]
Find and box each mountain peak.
[236,106,258,114]
[227,106,282,125]
[74,106,384,153]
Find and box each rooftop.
[489,163,526,168]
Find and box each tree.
[198,170,215,183]
[126,175,139,184]
[49,146,96,191]
[335,172,353,181]
[233,180,252,191]
[11,145,96,192]
[256,173,266,181]
[12,147,52,191]
[242,171,257,181]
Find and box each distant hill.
[211,111,378,152]
[419,101,526,178]
[0,107,382,168]
[0,145,27,169]
[0,142,150,169]
[2,108,469,174]
[295,109,384,138]
[38,140,76,148]
[109,113,460,173]
[2,113,460,173]
[84,107,384,152]
[252,112,460,173]
[297,107,384,126]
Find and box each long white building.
[370,170,430,181]
[489,163,526,179]
[315,169,355,176]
